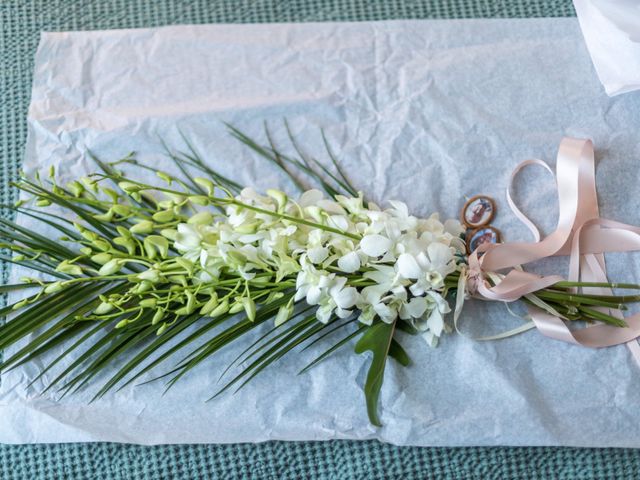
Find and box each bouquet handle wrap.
[468,137,640,360]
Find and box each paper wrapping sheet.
[2,19,640,446]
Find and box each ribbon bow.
[463,137,640,363]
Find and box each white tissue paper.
[2,18,640,446]
[573,0,640,95]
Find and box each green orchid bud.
[81,176,98,192]
[234,222,258,234]
[144,235,169,259]
[241,297,256,322]
[48,165,55,178]
[156,171,173,184]
[44,281,64,294]
[95,301,115,315]
[199,293,219,315]
[114,236,136,255]
[80,247,92,256]
[36,198,51,207]
[156,323,168,335]
[175,257,194,276]
[305,206,324,223]
[118,181,141,194]
[138,268,161,283]
[115,319,129,329]
[166,193,185,204]
[116,226,131,237]
[157,200,174,210]
[160,228,177,241]
[168,275,187,286]
[228,300,243,316]
[56,260,83,276]
[152,209,174,223]
[265,291,285,304]
[189,195,210,206]
[266,189,288,211]
[130,220,154,235]
[92,239,111,252]
[251,276,270,285]
[102,188,120,203]
[13,254,26,262]
[274,300,294,326]
[67,181,85,197]
[112,204,131,216]
[187,211,214,225]
[186,291,196,313]
[152,308,164,325]
[194,177,215,195]
[80,228,99,242]
[90,252,112,265]
[209,299,229,318]
[227,251,246,266]
[98,259,122,276]
[134,280,153,293]
[12,299,29,310]
[140,298,157,309]
[93,209,114,222]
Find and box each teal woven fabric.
[4,1,640,479]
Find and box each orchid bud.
[241,297,256,322]
[199,293,219,315]
[95,301,115,315]
[266,189,288,211]
[187,211,214,225]
[152,309,164,325]
[209,299,229,318]
[144,235,169,259]
[189,195,210,206]
[274,300,294,326]
[92,239,111,252]
[56,260,83,276]
[156,171,173,184]
[93,209,114,222]
[112,204,131,216]
[156,323,168,335]
[140,298,157,309]
[114,236,136,255]
[44,281,64,294]
[130,220,154,235]
[194,177,215,195]
[152,209,174,223]
[160,228,177,241]
[138,268,161,283]
[134,280,153,294]
[98,259,121,276]
[118,181,141,194]
[67,181,85,197]
[90,252,112,265]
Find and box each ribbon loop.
[468,138,640,359]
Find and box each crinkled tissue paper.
[2,18,640,446]
[573,0,640,96]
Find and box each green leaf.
[353,320,402,427]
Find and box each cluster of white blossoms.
[173,188,466,346]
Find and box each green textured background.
[3,1,640,479]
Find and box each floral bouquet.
[3,125,640,426]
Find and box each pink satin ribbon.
[467,137,640,363]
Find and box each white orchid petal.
[337,251,361,273]
[360,234,392,257]
[307,247,329,264]
[396,253,421,279]
[333,286,359,309]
